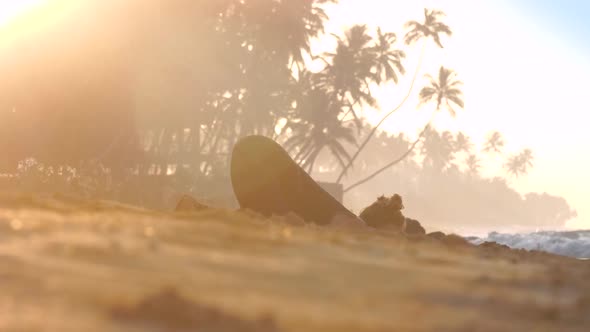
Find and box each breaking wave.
[471,230,590,259]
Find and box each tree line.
[312,126,575,231]
[0,1,577,229]
[0,2,458,183]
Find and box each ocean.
[470,230,590,259]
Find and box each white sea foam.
[470,230,590,259]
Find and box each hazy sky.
[1,1,588,229]
[313,0,590,229]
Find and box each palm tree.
[285,120,356,174]
[344,66,463,192]
[465,154,481,176]
[483,131,505,154]
[284,87,356,174]
[236,0,336,68]
[320,25,376,107]
[318,24,403,129]
[372,28,406,84]
[404,9,452,48]
[505,148,534,178]
[345,125,411,175]
[200,0,346,170]
[420,129,456,171]
[343,125,429,194]
[505,155,524,178]
[454,132,473,153]
[419,66,464,116]
[520,148,534,170]
[277,0,337,68]
[311,24,404,140]
[336,8,452,183]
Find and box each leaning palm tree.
[483,131,505,154]
[336,8,452,183]
[343,66,464,193]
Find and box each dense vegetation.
[0,0,576,229]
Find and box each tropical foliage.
[404,9,452,47]
[313,127,574,230]
[505,149,534,178]
[0,1,576,230]
[483,131,505,154]
[335,7,453,183]
[419,66,464,116]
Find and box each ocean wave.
[471,230,590,259]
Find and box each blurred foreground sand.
[0,194,589,331]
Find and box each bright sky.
[1,0,588,229]
[0,0,46,28]
[316,0,590,229]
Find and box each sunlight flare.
[0,0,48,28]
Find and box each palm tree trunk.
[336,41,427,184]
[304,147,323,175]
[295,144,315,168]
[343,121,430,194]
[344,108,438,193]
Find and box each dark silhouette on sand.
[231,135,357,225]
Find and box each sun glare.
[0,0,48,28]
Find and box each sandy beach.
[1,194,589,332]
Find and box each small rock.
[359,194,405,230]
[479,241,510,251]
[427,231,446,240]
[403,218,426,236]
[441,234,470,247]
